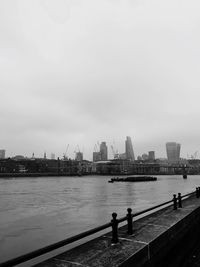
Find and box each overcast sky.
[1,0,200,160]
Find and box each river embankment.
[35,194,200,267]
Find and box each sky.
[0,0,200,160]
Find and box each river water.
[0,175,200,265]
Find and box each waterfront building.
[75,152,83,161]
[100,142,108,161]
[125,136,135,161]
[0,149,5,159]
[166,142,181,163]
[148,151,155,161]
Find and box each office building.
[100,142,108,161]
[0,149,5,159]
[125,136,135,161]
[148,151,155,161]
[166,142,181,163]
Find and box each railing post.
[111,212,119,244]
[127,208,133,235]
[173,194,177,210]
[178,193,182,208]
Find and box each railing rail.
[0,189,199,267]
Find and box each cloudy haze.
[1,0,200,160]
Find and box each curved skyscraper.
[166,142,181,163]
[125,136,135,161]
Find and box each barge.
[108,176,157,183]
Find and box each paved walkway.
[34,194,200,267]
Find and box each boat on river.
[108,176,157,183]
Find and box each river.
[0,175,200,265]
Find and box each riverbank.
[0,173,196,178]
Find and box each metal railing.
[1,187,200,267]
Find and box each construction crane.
[93,144,99,152]
[74,145,81,154]
[194,151,199,159]
[97,141,100,150]
[191,151,199,159]
[93,145,96,152]
[63,144,69,159]
[110,145,119,159]
[110,145,115,158]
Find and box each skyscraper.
[0,149,5,159]
[100,142,108,161]
[125,136,135,161]
[148,151,155,161]
[166,142,181,163]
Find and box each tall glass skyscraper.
[166,142,181,163]
[100,142,108,161]
[125,136,135,161]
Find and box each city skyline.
[1,137,196,160]
[1,138,196,161]
[1,1,200,160]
